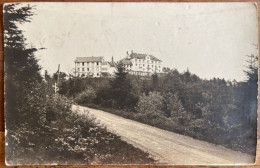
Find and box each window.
[97,73,99,76]
[135,59,137,62]
[78,68,80,71]
[82,68,84,71]
[87,68,89,71]
[82,62,84,66]
[97,62,99,65]
[152,61,153,63]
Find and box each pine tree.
[109,62,136,109]
[243,54,258,122]
[4,3,42,128]
[151,73,159,91]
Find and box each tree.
[109,62,137,109]
[4,3,42,128]
[4,4,41,84]
[164,93,190,125]
[151,73,159,91]
[136,92,165,119]
[242,54,258,130]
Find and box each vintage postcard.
[3,2,258,165]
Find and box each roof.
[75,56,103,62]
[120,52,161,65]
[130,53,161,61]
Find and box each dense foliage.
[4,4,155,164]
[62,56,258,155]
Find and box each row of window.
[133,59,160,64]
[78,72,100,77]
[130,71,161,76]
[126,68,161,72]
[125,64,161,68]
[77,62,100,66]
[78,67,100,72]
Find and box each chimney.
[131,50,133,54]
[111,56,114,63]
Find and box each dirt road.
[72,105,255,165]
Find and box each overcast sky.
[18,2,258,81]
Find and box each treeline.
[4,4,154,164]
[59,57,258,155]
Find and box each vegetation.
[4,4,155,164]
[61,55,258,155]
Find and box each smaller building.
[101,58,117,77]
[74,56,116,77]
[74,56,103,77]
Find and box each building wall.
[124,55,162,76]
[75,61,102,77]
[75,54,162,77]
[108,67,117,76]
[75,60,116,78]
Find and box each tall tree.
[109,62,136,109]
[4,3,42,128]
[151,73,159,91]
[243,54,258,122]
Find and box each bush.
[6,82,155,164]
[164,93,191,125]
[136,92,166,120]
[75,87,97,104]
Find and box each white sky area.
[17,2,258,81]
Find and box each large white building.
[74,56,116,77]
[120,51,163,76]
[74,51,163,77]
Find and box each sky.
[17,2,258,81]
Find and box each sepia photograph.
[3,2,259,165]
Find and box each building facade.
[101,60,117,76]
[74,52,163,77]
[120,51,163,76]
[74,56,116,77]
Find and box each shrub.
[164,93,191,125]
[6,82,155,164]
[136,92,165,119]
[75,87,96,104]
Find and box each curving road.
[72,105,255,165]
